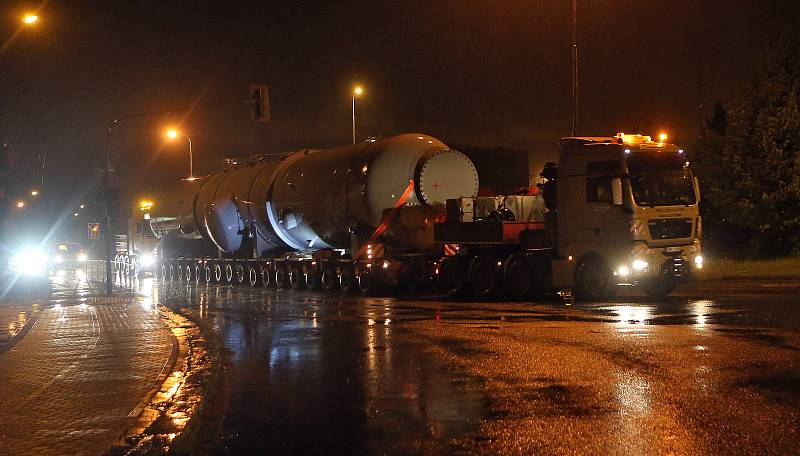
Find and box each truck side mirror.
[611,177,623,206]
[693,176,701,203]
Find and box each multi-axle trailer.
[125,132,703,301]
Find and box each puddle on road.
[147,280,487,455]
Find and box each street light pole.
[352,86,363,144]
[103,122,117,295]
[352,95,357,144]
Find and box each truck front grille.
[648,218,693,239]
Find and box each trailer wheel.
[248,266,258,286]
[214,263,223,283]
[468,256,498,298]
[339,269,354,292]
[503,255,533,299]
[357,270,372,294]
[235,264,245,284]
[438,257,466,296]
[289,268,304,289]
[575,255,614,302]
[639,279,676,298]
[274,267,286,288]
[224,264,234,283]
[321,267,338,290]
[260,265,271,288]
[204,265,212,283]
[305,268,320,290]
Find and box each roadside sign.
[88,222,100,239]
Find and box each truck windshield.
[627,154,696,206]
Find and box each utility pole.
[571,0,579,136]
[103,122,117,295]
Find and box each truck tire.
[438,257,466,297]
[357,270,372,294]
[639,279,676,298]
[274,267,287,288]
[575,256,614,302]
[248,266,258,286]
[468,256,497,298]
[235,264,246,284]
[321,267,338,290]
[503,254,533,299]
[289,268,303,289]
[260,265,271,288]
[339,269,354,292]
[305,269,320,290]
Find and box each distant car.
[49,242,88,271]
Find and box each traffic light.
[250,84,269,122]
[88,222,101,240]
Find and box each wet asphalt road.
[148,278,800,455]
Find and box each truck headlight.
[616,265,630,277]
[53,255,63,264]
[632,259,649,271]
[694,255,703,268]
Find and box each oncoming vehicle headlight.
[616,265,630,277]
[140,254,155,267]
[78,253,88,262]
[53,255,63,264]
[632,259,648,271]
[11,249,46,275]
[694,255,703,268]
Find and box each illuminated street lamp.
[352,86,363,144]
[16,200,25,209]
[22,14,38,25]
[165,128,194,180]
[30,189,39,196]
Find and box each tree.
[696,32,800,258]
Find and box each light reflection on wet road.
[144,278,800,454]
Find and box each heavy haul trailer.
[434,133,704,301]
[132,133,480,292]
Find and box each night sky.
[1,0,799,217]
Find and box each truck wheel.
[468,256,497,299]
[274,267,287,288]
[260,265,271,288]
[248,266,258,286]
[214,264,223,283]
[575,256,614,302]
[305,269,321,290]
[205,265,212,283]
[289,268,304,289]
[235,264,246,284]
[321,267,338,290]
[503,255,532,299]
[357,270,372,294]
[639,279,676,298]
[339,269,354,292]
[438,257,466,297]
[224,264,234,283]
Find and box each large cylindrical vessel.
[162,133,479,256]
